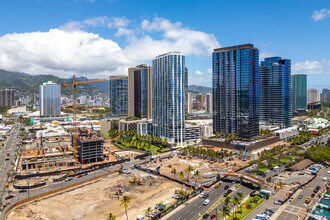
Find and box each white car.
[323,177,327,181]
[172,194,180,199]
[231,187,235,191]
[199,193,205,198]
[203,199,210,205]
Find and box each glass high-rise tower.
[259,57,292,127]
[212,44,259,139]
[110,77,128,116]
[152,51,187,145]
[292,74,307,111]
[128,64,152,119]
[39,81,61,116]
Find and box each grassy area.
[102,134,110,138]
[116,142,160,155]
[227,196,266,220]
[256,154,300,174]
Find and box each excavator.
[130,177,142,185]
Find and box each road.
[0,125,21,203]
[167,178,254,220]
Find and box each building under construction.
[77,130,104,164]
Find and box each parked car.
[203,199,210,205]
[313,186,320,193]
[298,194,303,199]
[224,185,229,190]
[172,194,180,199]
[210,214,216,219]
[200,193,205,198]
[19,189,27,193]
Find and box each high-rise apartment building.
[212,44,259,139]
[39,81,61,116]
[196,94,204,104]
[0,89,15,107]
[110,77,128,116]
[152,51,187,145]
[128,64,152,119]
[321,88,330,103]
[187,93,193,114]
[259,57,292,127]
[292,74,307,111]
[206,93,213,113]
[307,89,321,103]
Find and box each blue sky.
[0,0,329,90]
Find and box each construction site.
[7,170,182,220]
[144,152,248,187]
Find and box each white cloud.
[259,51,275,61]
[189,68,212,85]
[312,9,330,21]
[0,17,220,79]
[60,16,130,31]
[141,17,220,56]
[293,59,330,75]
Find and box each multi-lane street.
[0,125,21,203]
[167,179,254,220]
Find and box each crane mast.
[61,74,127,163]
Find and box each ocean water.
[313,191,330,219]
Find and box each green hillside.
[0,69,105,96]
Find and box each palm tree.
[218,205,230,220]
[106,213,116,220]
[224,197,232,211]
[144,207,152,218]
[179,171,185,190]
[185,166,194,182]
[237,193,244,214]
[193,170,201,187]
[233,196,240,219]
[120,196,131,220]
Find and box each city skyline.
[0,0,329,90]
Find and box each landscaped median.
[227,193,267,220]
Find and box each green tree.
[193,170,201,186]
[120,196,131,220]
[179,171,185,190]
[144,207,152,218]
[106,213,116,220]
[185,166,194,182]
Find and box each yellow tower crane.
[61,75,127,162]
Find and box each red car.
[210,214,216,219]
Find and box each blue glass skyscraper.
[152,51,187,145]
[213,44,259,139]
[110,77,128,116]
[259,57,292,127]
[39,81,61,116]
[292,74,307,111]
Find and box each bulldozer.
[130,177,142,185]
[171,168,176,174]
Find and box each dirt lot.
[8,170,181,220]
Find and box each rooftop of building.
[274,126,298,134]
[213,44,256,53]
[307,117,330,129]
[155,51,182,58]
[288,159,313,171]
